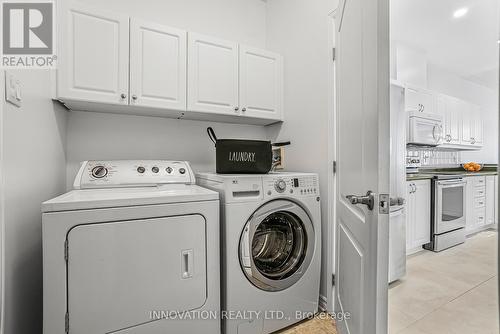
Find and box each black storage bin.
[207,127,274,174]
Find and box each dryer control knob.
[91,166,108,179]
[275,179,287,193]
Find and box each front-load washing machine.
[42,160,220,334]
[196,172,321,334]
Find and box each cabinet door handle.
[120,93,127,99]
[241,107,247,112]
[132,95,138,101]
[234,106,239,112]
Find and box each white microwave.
[407,112,443,146]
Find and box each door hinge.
[379,194,390,214]
[64,240,68,262]
[332,48,336,61]
[332,274,335,286]
[65,312,69,333]
[332,161,337,174]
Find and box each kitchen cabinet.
[406,180,431,253]
[485,176,496,226]
[472,106,483,146]
[460,101,483,148]
[438,95,461,146]
[187,33,239,115]
[495,176,498,226]
[465,175,496,235]
[58,2,130,105]
[404,86,436,114]
[129,19,187,110]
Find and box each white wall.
[65,0,270,184]
[66,111,268,185]
[427,64,499,164]
[78,0,268,49]
[1,70,67,334]
[265,0,336,308]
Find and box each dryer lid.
[42,184,218,212]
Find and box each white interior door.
[239,46,283,120]
[187,33,239,115]
[58,1,129,104]
[334,0,390,333]
[67,215,207,334]
[130,19,187,110]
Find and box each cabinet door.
[239,46,283,120]
[449,101,462,145]
[129,19,187,110]
[460,101,474,146]
[485,176,495,225]
[405,86,436,114]
[465,177,476,233]
[187,33,239,115]
[472,106,483,146]
[440,95,461,145]
[495,176,498,225]
[58,2,129,104]
[406,182,415,251]
[413,180,431,247]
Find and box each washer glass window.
[240,200,315,292]
[252,211,307,279]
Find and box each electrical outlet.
[5,71,22,107]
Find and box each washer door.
[239,200,315,291]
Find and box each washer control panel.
[264,174,319,197]
[74,160,195,189]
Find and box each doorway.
[388,1,499,333]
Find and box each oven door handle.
[437,180,466,187]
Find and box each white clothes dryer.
[42,160,220,334]
[196,172,321,334]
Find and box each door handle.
[181,249,194,279]
[347,191,374,210]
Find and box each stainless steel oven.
[425,176,466,252]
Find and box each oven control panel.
[263,174,319,198]
[74,160,195,189]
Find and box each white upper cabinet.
[57,3,284,125]
[239,46,283,120]
[129,20,187,110]
[438,95,461,146]
[405,86,436,114]
[472,105,483,146]
[460,101,474,146]
[187,33,239,115]
[461,101,483,147]
[58,2,129,105]
[432,91,483,149]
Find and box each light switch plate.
[5,71,22,107]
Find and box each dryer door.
[239,200,315,291]
[66,215,206,334]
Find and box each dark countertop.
[407,166,498,181]
[406,174,434,181]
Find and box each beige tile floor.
[276,314,337,334]
[389,230,499,334]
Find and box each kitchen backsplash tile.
[406,148,460,167]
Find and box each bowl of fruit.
[462,162,483,172]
